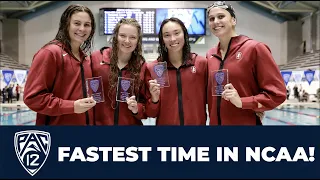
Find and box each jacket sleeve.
[240,42,287,111]
[144,63,160,118]
[23,48,75,116]
[132,62,160,119]
[132,63,148,120]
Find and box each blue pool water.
[1,107,319,126]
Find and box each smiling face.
[207,7,236,38]
[117,24,139,54]
[68,11,92,47]
[161,21,185,53]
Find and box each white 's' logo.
[14,130,51,176]
[236,52,242,60]
[191,66,196,73]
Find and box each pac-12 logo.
[14,130,51,176]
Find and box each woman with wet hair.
[91,18,157,125]
[147,17,208,125]
[24,4,96,125]
[206,1,286,125]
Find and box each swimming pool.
[1,106,318,126]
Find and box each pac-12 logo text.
[14,130,51,176]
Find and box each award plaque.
[86,76,105,103]
[116,77,134,102]
[150,61,170,88]
[211,69,229,96]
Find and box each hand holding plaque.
[116,77,134,102]
[211,69,229,96]
[150,62,170,88]
[86,76,105,103]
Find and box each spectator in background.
[16,84,20,101]
[286,86,290,100]
[293,84,299,100]
[7,84,13,103]
[2,86,7,103]
[301,90,309,102]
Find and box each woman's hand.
[149,79,160,103]
[74,97,96,113]
[126,96,138,114]
[222,83,242,108]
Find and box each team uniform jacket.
[147,53,208,125]
[206,35,287,125]
[90,47,157,125]
[24,41,94,125]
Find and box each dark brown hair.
[45,4,95,54]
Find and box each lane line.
[264,116,296,126]
[274,109,319,118]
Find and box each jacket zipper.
[213,38,233,125]
[114,70,122,125]
[176,68,184,125]
[80,63,90,125]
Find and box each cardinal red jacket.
[147,53,208,125]
[90,47,157,125]
[206,35,286,125]
[24,41,94,125]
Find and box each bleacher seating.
[279,50,320,70]
[0,53,30,70]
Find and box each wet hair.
[157,17,191,65]
[108,18,145,107]
[207,1,236,19]
[44,4,95,54]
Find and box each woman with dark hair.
[206,1,286,125]
[24,4,96,125]
[147,17,208,125]
[91,18,157,125]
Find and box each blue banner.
[280,71,292,85]
[14,70,27,85]
[0,127,319,179]
[304,70,315,85]
[2,70,14,85]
